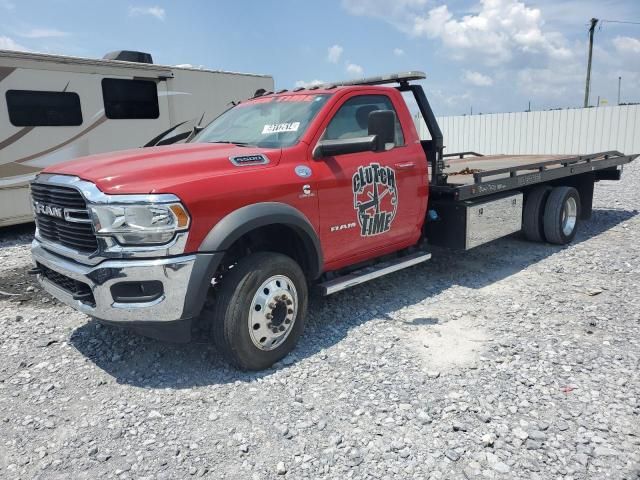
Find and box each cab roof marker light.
[323,71,427,89]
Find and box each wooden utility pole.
[584,18,598,108]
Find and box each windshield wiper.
[208,140,255,147]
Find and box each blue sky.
[1,0,639,115]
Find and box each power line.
[600,19,640,26]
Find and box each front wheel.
[208,252,308,370]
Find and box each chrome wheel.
[248,275,298,351]
[561,196,577,236]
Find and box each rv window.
[6,90,83,127]
[102,79,159,119]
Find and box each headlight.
[90,202,190,245]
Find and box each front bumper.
[32,239,198,323]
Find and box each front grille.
[38,263,95,306]
[31,183,98,253]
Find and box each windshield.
[194,94,330,148]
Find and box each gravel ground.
[1,162,639,480]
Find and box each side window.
[102,78,159,119]
[323,94,405,146]
[6,90,82,127]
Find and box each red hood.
[44,143,282,194]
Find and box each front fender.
[198,202,323,279]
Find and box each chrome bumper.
[31,240,197,323]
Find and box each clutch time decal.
[352,163,398,237]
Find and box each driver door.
[312,93,418,266]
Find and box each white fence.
[416,104,640,156]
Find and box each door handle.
[395,161,416,170]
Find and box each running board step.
[319,251,431,296]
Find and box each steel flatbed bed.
[428,150,638,201]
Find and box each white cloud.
[174,63,206,69]
[393,47,405,56]
[613,36,640,55]
[294,79,325,88]
[414,0,571,65]
[463,70,493,87]
[346,62,364,76]
[327,44,343,63]
[0,35,29,51]
[129,6,166,21]
[20,28,70,39]
[0,0,15,10]
[345,0,571,66]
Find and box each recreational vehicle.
[0,49,273,226]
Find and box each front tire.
[209,252,308,370]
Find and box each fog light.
[110,281,163,304]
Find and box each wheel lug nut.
[287,309,293,314]
[272,328,278,333]
[279,326,285,332]
[268,303,276,309]
[286,300,293,305]
[267,322,272,328]
[266,313,273,320]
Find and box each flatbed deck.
[429,150,638,201]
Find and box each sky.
[1,0,639,116]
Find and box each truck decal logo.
[352,163,398,237]
[330,222,357,232]
[34,202,64,219]
[295,165,312,178]
[229,154,270,166]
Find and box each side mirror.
[368,110,396,151]
[313,135,377,159]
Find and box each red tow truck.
[29,72,638,370]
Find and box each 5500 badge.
[352,163,398,237]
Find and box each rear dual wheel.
[523,185,581,245]
[522,185,551,242]
[543,186,581,244]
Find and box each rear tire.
[522,185,551,242]
[543,186,581,245]
[208,252,308,370]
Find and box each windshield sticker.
[262,122,300,134]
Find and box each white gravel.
[1,162,639,479]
